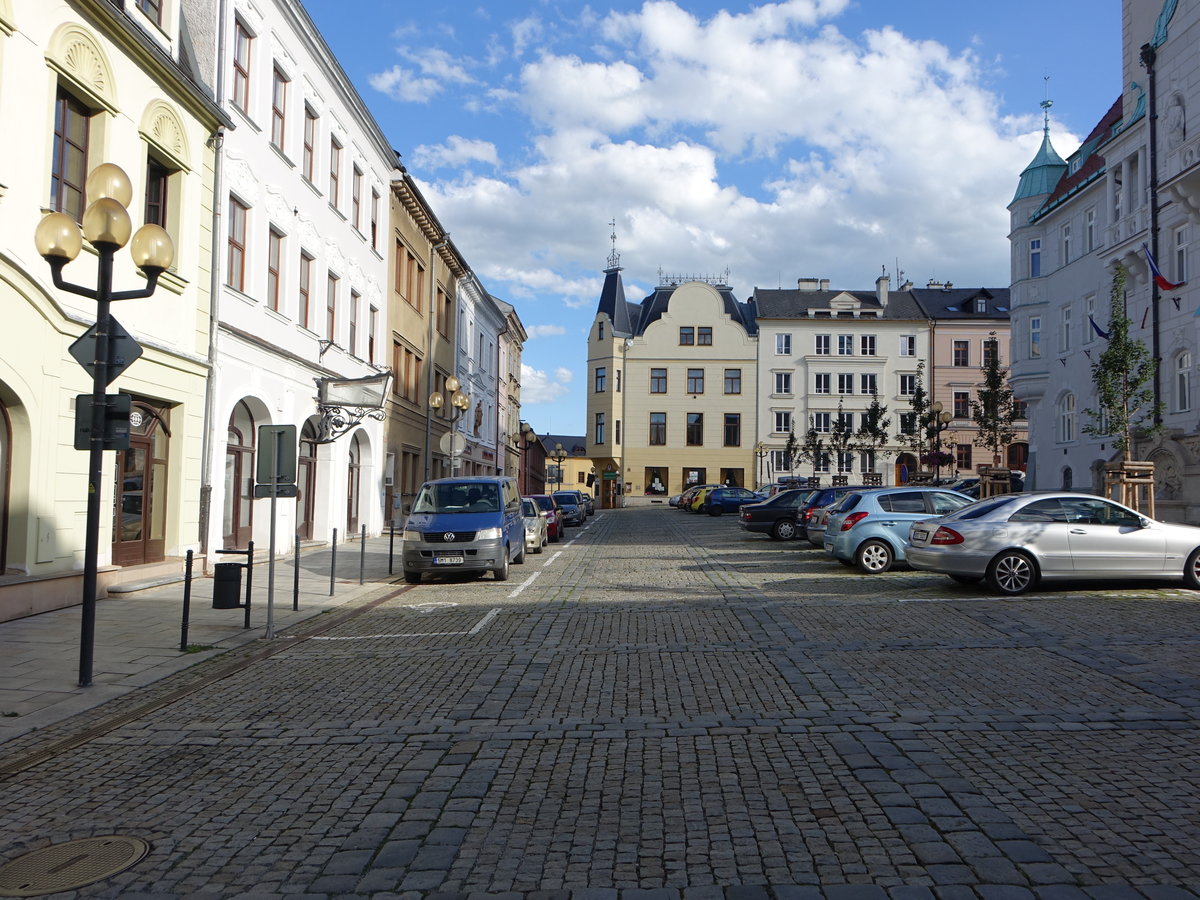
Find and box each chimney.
[875,275,889,307]
[797,277,823,291]
[926,279,943,289]
[820,278,829,291]
[900,279,913,291]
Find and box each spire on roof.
[606,218,621,271]
[1012,88,1067,204]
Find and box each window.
[724,368,741,394]
[697,326,712,345]
[776,333,792,355]
[349,290,360,355]
[1059,393,1076,443]
[860,335,876,356]
[616,370,622,392]
[329,138,341,206]
[1030,316,1042,358]
[271,67,288,150]
[370,190,380,248]
[598,321,604,341]
[812,412,831,433]
[50,88,91,221]
[837,373,854,394]
[686,413,703,446]
[836,411,853,432]
[899,374,916,396]
[595,412,605,445]
[352,166,363,231]
[770,450,789,472]
[1176,351,1192,412]
[724,413,741,447]
[369,306,378,364]
[982,338,998,367]
[953,340,969,367]
[774,372,792,394]
[836,452,855,474]
[650,368,667,393]
[956,444,973,471]
[687,368,704,394]
[860,373,877,395]
[267,228,283,311]
[900,412,916,434]
[616,419,621,445]
[953,391,970,419]
[1030,238,1041,278]
[594,366,607,393]
[679,326,694,346]
[1060,222,1071,265]
[227,197,248,291]
[298,251,313,328]
[837,334,854,355]
[1176,227,1189,284]
[1060,304,1073,352]
[326,273,338,341]
[232,21,252,114]
[899,335,916,356]
[649,412,666,445]
[436,287,450,337]
[1085,208,1096,253]
[814,373,831,394]
[1084,294,1097,344]
[302,107,317,182]
[814,334,830,355]
[136,0,162,23]
[144,158,170,228]
[774,411,792,433]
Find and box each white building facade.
[455,273,504,476]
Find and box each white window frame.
[900,335,916,356]
[899,374,916,396]
[859,334,876,356]
[814,373,831,395]
[814,334,830,355]
[1176,351,1192,413]
[860,373,877,395]
[773,410,792,433]
[1060,304,1072,353]
[1030,316,1042,358]
[837,334,854,356]
[1059,393,1076,443]
[812,412,832,434]
[774,371,792,395]
[837,373,854,395]
[775,333,792,355]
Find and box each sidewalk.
[0,534,408,747]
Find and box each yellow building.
[587,255,758,506]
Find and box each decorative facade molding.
[0,0,15,37]
[139,100,191,172]
[45,22,118,113]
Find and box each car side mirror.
[1139,516,1153,528]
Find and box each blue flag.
[1088,314,1110,339]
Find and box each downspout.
[1140,42,1163,425]
[421,239,447,482]
[198,0,230,561]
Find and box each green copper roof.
[1012,128,1067,203]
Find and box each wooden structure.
[978,466,1012,499]
[862,472,883,486]
[1104,460,1155,517]
[831,474,849,486]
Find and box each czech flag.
[1143,243,1186,291]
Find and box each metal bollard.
[293,534,300,611]
[360,524,366,584]
[179,549,194,652]
[329,528,337,597]
[388,522,395,575]
[244,540,254,629]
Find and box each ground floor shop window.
[644,467,667,495]
[719,468,743,487]
[683,467,706,488]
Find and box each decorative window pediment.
[139,100,191,172]
[46,23,118,113]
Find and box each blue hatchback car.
[823,486,973,573]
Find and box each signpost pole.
[266,429,280,639]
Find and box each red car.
[528,494,564,542]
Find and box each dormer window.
[975,297,987,313]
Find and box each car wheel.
[404,571,421,584]
[948,574,983,585]
[1184,547,1200,589]
[986,550,1037,595]
[514,541,526,565]
[771,519,797,541]
[856,539,894,573]
[708,504,723,517]
[494,549,510,581]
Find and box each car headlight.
[402,529,423,542]
[477,527,502,540]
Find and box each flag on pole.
[1088,314,1110,339]
[1143,242,1186,291]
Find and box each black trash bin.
[212,562,243,609]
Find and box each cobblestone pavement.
[1,507,1199,899]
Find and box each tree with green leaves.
[828,400,856,476]
[797,418,827,478]
[970,331,1019,465]
[783,425,799,478]
[1082,264,1164,459]
[898,359,932,465]
[854,391,892,474]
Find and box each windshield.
[412,482,501,514]
[533,496,555,511]
[553,492,578,505]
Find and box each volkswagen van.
[402,476,525,583]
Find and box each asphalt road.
[1,507,1199,898]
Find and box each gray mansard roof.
[751,288,926,321]
[597,266,758,337]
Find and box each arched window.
[1058,393,1076,443]
[1062,466,1073,491]
[1176,351,1192,412]
[223,400,255,549]
[347,432,363,533]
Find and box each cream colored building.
[587,259,759,505]
[0,0,227,620]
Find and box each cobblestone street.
[2,507,1199,898]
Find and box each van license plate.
[434,556,464,565]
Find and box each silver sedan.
[906,491,1200,595]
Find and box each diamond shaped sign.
[68,318,143,386]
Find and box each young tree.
[828,400,855,475]
[971,331,1019,465]
[898,359,932,465]
[783,425,799,479]
[1082,264,1164,459]
[797,418,827,478]
[854,391,892,474]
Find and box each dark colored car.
[739,488,814,540]
[796,485,870,540]
[703,486,761,516]
[552,490,585,526]
[528,494,563,542]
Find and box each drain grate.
[0,836,150,897]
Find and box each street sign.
[254,483,299,498]
[256,424,298,485]
[68,319,143,386]
[73,393,131,451]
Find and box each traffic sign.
[68,319,143,386]
[256,424,298,485]
[254,483,299,498]
[73,393,131,451]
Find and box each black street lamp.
[429,375,471,474]
[34,163,175,687]
[926,401,953,483]
[515,422,536,493]
[551,442,567,492]
[753,441,768,489]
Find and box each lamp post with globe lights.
[34,163,175,687]
[753,441,768,489]
[429,375,471,475]
[551,442,568,492]
[926,401,954,483]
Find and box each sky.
[303,0,1123,437]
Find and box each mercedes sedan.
[906,492,1200,595]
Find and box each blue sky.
[303,0,1121,436]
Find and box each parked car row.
[671,483,761,515]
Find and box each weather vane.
[607,218,620,269]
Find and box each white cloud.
[411,136,500,170]
[521,364,574,403]
[370,48,475,103]
[527,324,567,339]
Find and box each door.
[296,420,318,541]
[0,397,9,573]
[222,401,255,549]
[346,432,362,535]
[1060,497,1166,575]
[112,401,168,566]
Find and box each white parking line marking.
[508,571,540,598]
[311,607,502,640]
[543,551,562,567]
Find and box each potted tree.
[898,360,934,483]
[970,331,1020,496]
[797,419,828,487]
[1082,264,1164,513]
[853,391,891,485]
[828,400,856,486]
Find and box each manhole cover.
[0,836,151,897]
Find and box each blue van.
[401,476,525,583]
